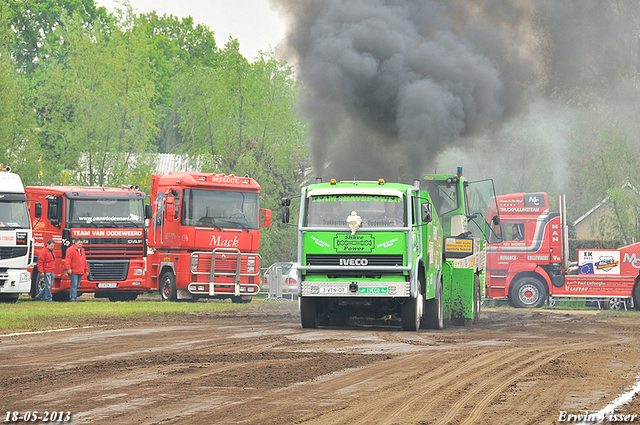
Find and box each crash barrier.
[263,265,297,302]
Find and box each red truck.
[485,192,640,310]
[146,172,271,302]
[26,185,152,301]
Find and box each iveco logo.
[339,258,369,266]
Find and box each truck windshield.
[306,195,404,227]
[68,199,144,227]
[421,180,459,218]
[0,200,30,229]
[182,189,259,230]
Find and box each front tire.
[509,276,547,308]
[402,289,423,331]
[0,294,19,303]
[231,296,252,304]
[422,277,444,329]
[159,271,177,301]
[300,297,318,328]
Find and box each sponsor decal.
[377,238,398,249]
[500,255,517,260]
[71,229,144,237]
[16,232,27,245]
[334,233,374,253]
[311,235,331,248]
[578,250,620,275]
[209,235,240,248]
[445,238,473,253]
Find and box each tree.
[32,6,157,187]
[0,2,41,183]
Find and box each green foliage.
[32,5,157,187]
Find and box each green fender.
[442,262,475,324]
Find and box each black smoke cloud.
[272,0,535,180]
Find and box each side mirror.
[165,197,175,222]
[34,202,42,218]
[281,197,291,207]
[492,215,500,226]
[261,208,272,227]
[282,206,290,224]
[422,203,432,224]
[145,204,153,219]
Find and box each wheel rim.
[161,276,171,299]
[518,282,540,306]
[608,298,623,310]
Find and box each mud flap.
[442,263,475,324]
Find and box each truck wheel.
[0,294,19,303]
[159,271,177,301]
[472,274,481,325]
[603,298,625,310]
[32,272,45,299]
[509,276,547,308]
[421,278,443,330]
[634,282,640,311]
[108,292,139,302]
[231,296,252,303]
[300,297,318,328]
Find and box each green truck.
[282,170,499,331]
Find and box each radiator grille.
[88,260,129,281]
[305,254,404,267]
[0,247,28,260]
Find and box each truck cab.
[0,166,33,302]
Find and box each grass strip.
[0,295,286,334]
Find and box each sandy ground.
[2,303,640,425]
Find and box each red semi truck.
[26,185,152,301]
[146,172,271,302]
[485,192,640,310]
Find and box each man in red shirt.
[64,239,89,302]
[35,239,56,301]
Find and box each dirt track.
[2,303,640,425]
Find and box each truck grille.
[0,247,28,260]
[88,260,129,281]
[305,254,404,267]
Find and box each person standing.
[35,239,56,301]
[65,239,88,302]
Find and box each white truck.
[0,166,33,302]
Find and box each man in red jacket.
[35,239,56,301]
[65,239,89,302]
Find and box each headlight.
[190,255,199,272]
[20,271,30,283]
[134,269,144,276]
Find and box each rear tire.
[634,282,640,311]
[509,276,547,308]
[472,274,481,324]
[422,277,444,329]
[159,271,177,301]
[603,298,625,310]
[300,297,318,328]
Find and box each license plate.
[98,283,118,289]
[359,287,388,294]
[319,287,347,294]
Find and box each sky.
[98,0,288,60]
